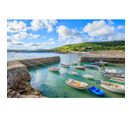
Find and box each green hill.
[53,41,125,53]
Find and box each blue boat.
[88,86,105,96]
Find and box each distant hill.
[53,41,125,53]
[7,49,53,52]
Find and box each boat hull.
[88,86,105,96]
[66,79,88,89]
[100,83,125,94]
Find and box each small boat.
[48,67,60,72]
[109,76,125,83]
[106,72,125,78]
[83,74,93,79]
[66,79,88,89]
[93,60,108,66]
[100,81,125,94]
[69,71,78,75]
[75,66,85,70]
[105,69,117,73]
[61,63,70,68]
[84,64,99,70]
[88,86,105,96]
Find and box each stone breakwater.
[80,57,125,63]
[20,56,60,67]
[7,56,60,98]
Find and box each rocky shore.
[7,56,60,98]
[7,61,45,98]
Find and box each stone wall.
[80,57,125,63]
[20,56,60,67]
[7,61,43,98]
[7,56,60,98]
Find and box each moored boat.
[75,66,85,70]
[88,86,105,96]
[69,71,78,75]
[93,60,108,66]
[82,74,93,79]
[66,79,89,89]
[61,63,70,68]
[109,76,125,83]
[48,67,60,72]
[100,81,125,94]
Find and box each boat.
[105,72,125,78]
[66,79,89,89]
[61,63,70,68]
[100,81,125,94]
[82,74,93,79]
[88,86,105,96]
[75,66,85,70]
[93,60,108,66]
[48,67,60,72]
[69,71,78,75]
[84,64,99,70]
[105,69,117,73]
[109,76,125,83]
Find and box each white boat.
[48,67,60,72]
[69,71,78,75]
[94,60,108,66]
[83,74,93,79]
[100,81,125,94]
[66,79,89,89]
[108,72,125,78]
[75,66,85,70]
[105,69,117,73]
[110,76,125,83]
[61,63,70,68]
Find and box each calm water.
[8,52,125,98]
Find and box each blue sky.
[7,19,125,50]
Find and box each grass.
[53,40,125,53]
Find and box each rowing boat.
[100,81,125,94]
[48,67,60,72]
[66,79,88,89]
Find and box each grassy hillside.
[53,41,125,53]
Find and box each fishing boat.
[75,66,85,70]
[100,81,125,94]
[88,86,105,96]
[61,63,70,68]
[66,79,89,89]
[82,74,93,79]
[84,64,99,70]
[69,71,78,75]
[48,67,60,72]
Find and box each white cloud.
[30,20,57,32]
[7,40,24,46]
[28,33,40,39]
[13,32,28,40]
[7,20,27,33]
[107,32,125,41]
[48,38,54,42]
[117,25,125,31]
[8,32,40,42]
[83,20,115,37]
[56,25,82,40]
[27,43,40,47]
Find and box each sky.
[7,19,125,50]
